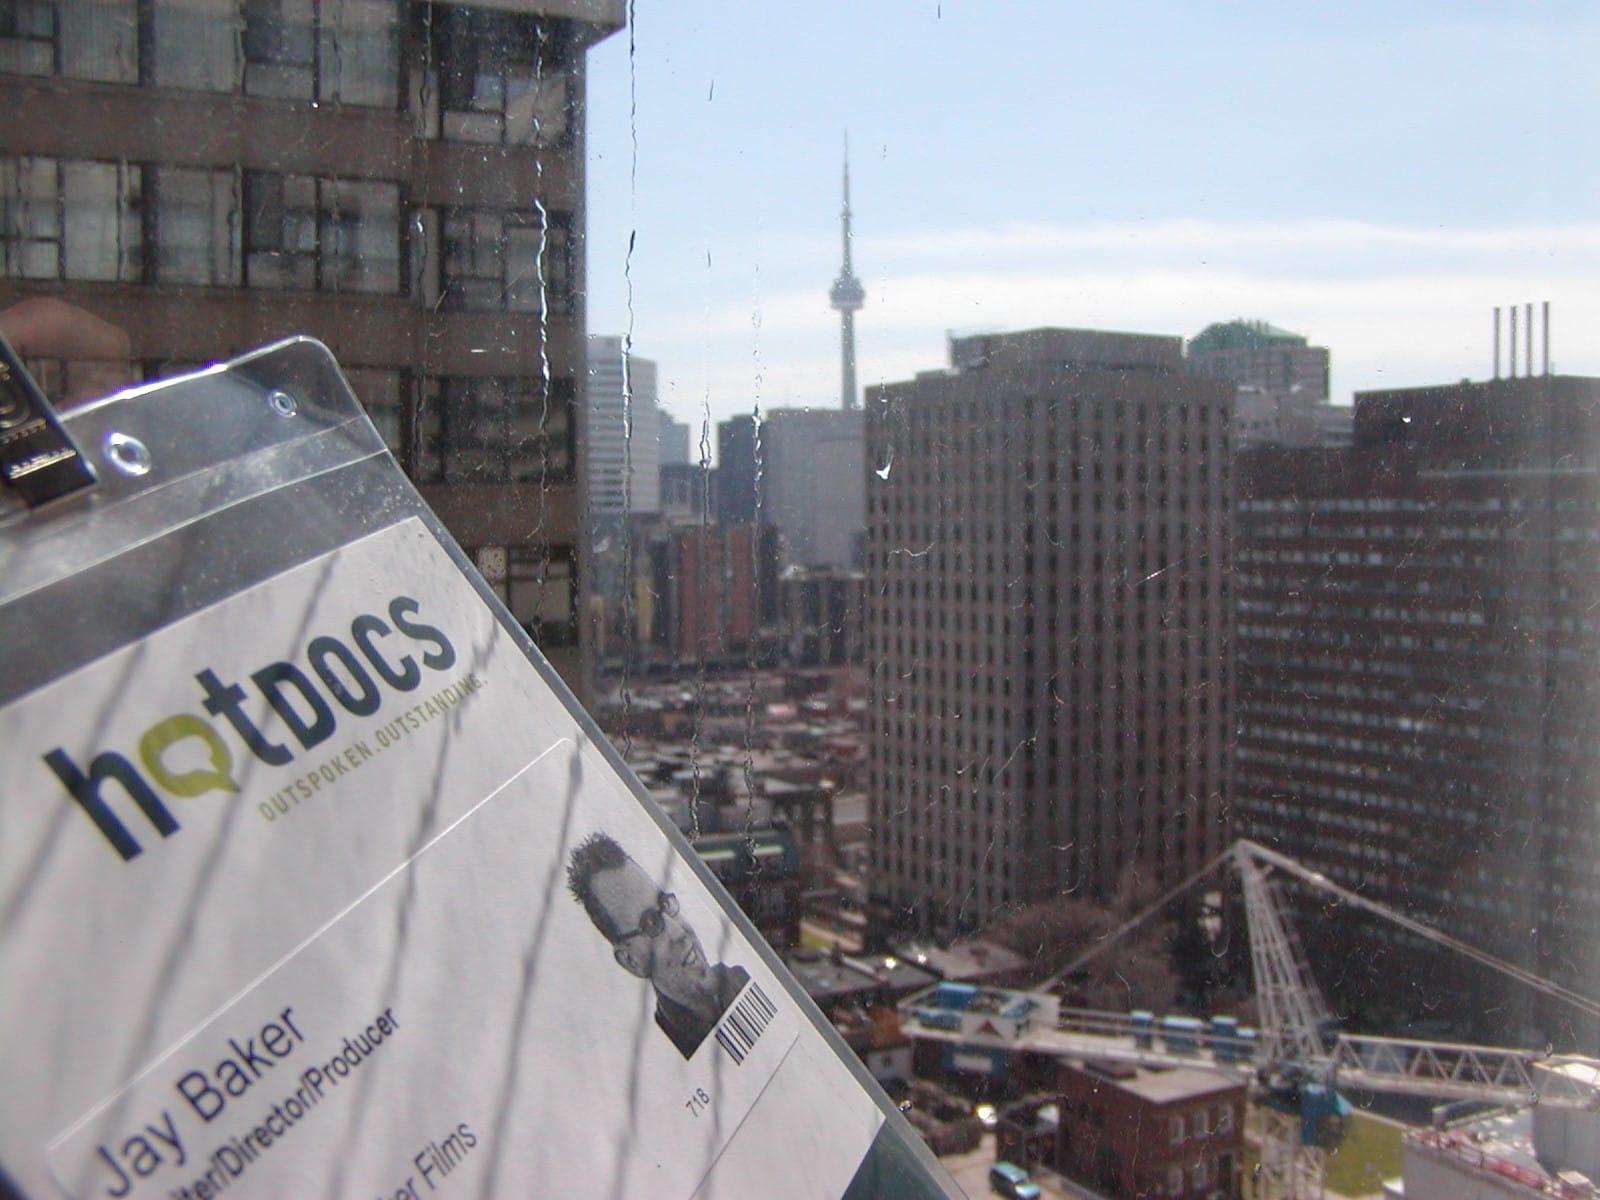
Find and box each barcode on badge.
[715,982,776,1064]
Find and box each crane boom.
[1237,840,1600,1024]
[1020,839,1600,1200]
[1328,1037,1599,1108]
[1236,842,1332,1070]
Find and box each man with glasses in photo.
[567,831,750,1059]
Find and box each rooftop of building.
[893,938,1029,983]
[943,327,1186,376]
[437,0,625,41]
[1072,1059,1244,1104]
[1189,319,1310,354]
[1353,373,1600,455]
[1406,1109,1554,1195]
[784,947,940,1003]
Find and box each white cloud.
[625,217,1600,426]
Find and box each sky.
[584,2,1600,437]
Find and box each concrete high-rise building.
[585,335,660,520]
[1234,374,1600,1042]
[865,329,1233,934]
[0,0,621,693]
[1187,320,1349,449]
[762,407,864,569]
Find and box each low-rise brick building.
[1057,1059,1246,1200]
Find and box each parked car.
[989,1160,1042,1200]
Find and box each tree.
[985,884,1181,1013]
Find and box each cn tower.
[828,144,865,410]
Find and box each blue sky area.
[585,2,1600,435]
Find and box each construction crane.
[1039,840,1600,1200]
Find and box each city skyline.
[585,2,1600,433]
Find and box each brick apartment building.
[1056,1059,1246,1200]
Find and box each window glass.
[0,0,137,81]
[149,0,240,92]
[507,546,577,646]
[440,207,572,313]
[243,172,398,293]
[0,2,55,75]
[433,6,570,146]
[0,156,141,282]
[152,167,241,286]
[314,0,399,107]
[243,0,318,100]
[416,375,573,485]
[5,11,1599,1177]
[342,366,403,455]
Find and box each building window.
[0,2,55,75]
[149,0,243,92]
[416,375,574,485]
[1215,1103,1234,1133]
[1168,1166,1185,1197]
[244,0,399,106]
[242,0,316,98]
[440,207,572,314]
[243,172,400,293]
[0,156,142,282]
[506,546,577,647]
[0,0,137,82]
[342,367,403,456]
[1169,1114,1185,1145]
[433,7,571,147]
[152,166,241,286]
[146,0,398,104]
[243,171,317,289]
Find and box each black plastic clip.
[0,332,97,507]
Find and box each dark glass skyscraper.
[1235,374,1600,1043]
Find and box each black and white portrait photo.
[568,832,750,1059]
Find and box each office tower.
[584,335,658,655]
[659,410,692,469]
[660,461,713,525]
[716,413,759,524]
[777,566,863,668]
[1234,374,1600,1041]
[1187,319,1349,449]
[762,407,864,569]
[0,0,621,694]
[585,335,660,521]
[865,329,1233,935]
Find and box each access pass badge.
[0,340,924,1199]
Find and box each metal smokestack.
[1543,301,1551,376]
[1526,303,1533,377]
[1509,305,1518,378]
[1494,307,1501,380]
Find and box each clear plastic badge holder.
[0,340,956,1199]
